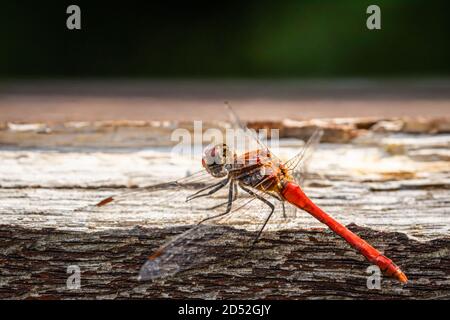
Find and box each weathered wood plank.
[0,129,448,239]
[0,117,449,299]
[1,224,448,299]
[1,117,450,148]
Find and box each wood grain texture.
[0,117,449,299]
[1,224,449,299]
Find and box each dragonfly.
[84,107,408,284]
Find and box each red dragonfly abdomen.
[281,182,408,284]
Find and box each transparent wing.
[285,128,324,185]
[76,107,297,280]
[75,168,213,211]
[138,224,218,280]
[227,105,322,186]
[74,166,249,233]
[226,104,282,163]
[74,169,219,229]
[76,166,283,281]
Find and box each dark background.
[1,0,449,79]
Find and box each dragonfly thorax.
[202,144,234,178]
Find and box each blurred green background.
[1,0,449,79]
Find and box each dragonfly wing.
[285,128,324,185]
[138,225,214,280]
[138,183,291,280]
[73,168,242,232]
[75,168,214,212]
[226,104,282,163]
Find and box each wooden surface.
[0,115,449,299]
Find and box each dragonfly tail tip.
[397,270,408,284]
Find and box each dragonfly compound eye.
[202,144,229,178]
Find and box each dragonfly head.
[202,144,233,178]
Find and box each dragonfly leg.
[201,181,239,210]
[239,184,275,252]
[266,193,286,218]
[186,179,227,201]
[197,182,234,225]
[233,182,238,200]
[186,177,229,202]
